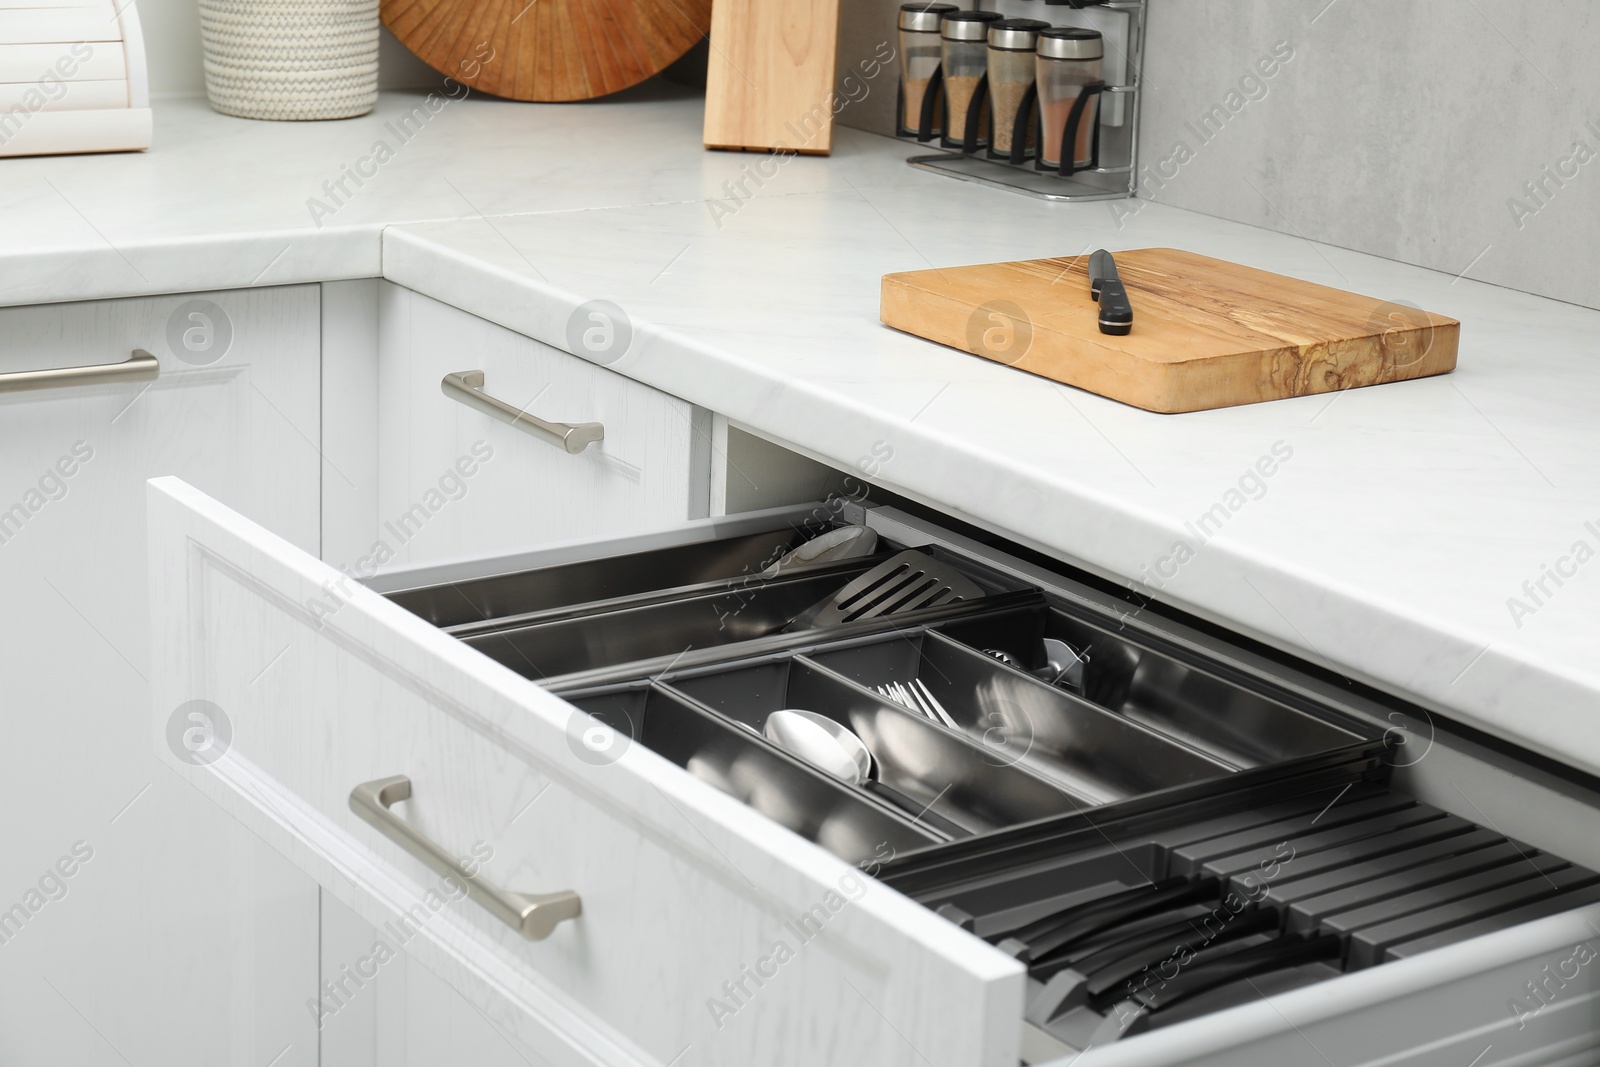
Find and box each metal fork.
[876,680,959,730]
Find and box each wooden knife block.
[703,0,841,155]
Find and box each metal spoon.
[763,709,873,787]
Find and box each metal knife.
[1088,249,1134,336]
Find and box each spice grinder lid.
[988,18,1049,51]
[898,2,958,31]
[1038,26,1103,60]
[941,10,1004,41]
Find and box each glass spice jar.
[1036,27,1103,170]
[897,2,958,137]
[986,18,1047,159]
[939,10,1002,149]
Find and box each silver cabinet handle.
[349,775,582,941]
[442,370,604,454]
[0,348,159,394]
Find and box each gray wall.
[838,0,1600,310]
[836,0,904,138]
[1139,0,1600,309]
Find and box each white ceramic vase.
[198,0,379,121]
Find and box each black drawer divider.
[877,738,1393,898]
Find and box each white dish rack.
[0,0,151,158]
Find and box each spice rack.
[900,0,1146,202]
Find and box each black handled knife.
[1088,249,1134,336]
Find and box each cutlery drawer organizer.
[567,620,1600,1052]
[546,641,1600,1051]
[562,635,1239,847]
[392,503,1600,1052]
[383,508,1367,841]
[154,482,1600,1067]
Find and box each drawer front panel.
[150,478,1022,1067]
[371,283,710,570]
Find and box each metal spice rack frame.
[900,0,1147,202]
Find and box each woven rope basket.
[199,0,379,121]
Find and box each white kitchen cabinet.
[319,283,722,1063]
[0,288,321,1067]
[149,473,1600,1067]
[367,283,711,571]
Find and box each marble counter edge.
[0,227,386,307]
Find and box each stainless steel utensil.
[760,525,879,577]
[763,709,873,787]
[1043,637,1086,690]
[988,641,1085,691]
[785,550,985,631]
[875,680,960,730]
[912,679,960,729]
[815,629,1232,804]
[876,683,928,720]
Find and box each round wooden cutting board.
[383,0,711,102]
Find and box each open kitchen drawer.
[148,476,1600,1067]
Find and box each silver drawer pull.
[0,348,159,394]
[349,775,582,941]
[442,370,604,455]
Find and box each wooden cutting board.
[880,248,1459,413]
[702,0,840,153]
[382,0,710,102]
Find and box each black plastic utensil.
[1130,931,1344,1011]
[1027,906,1282,1022]
[1088,248,1133,335]
[1006,876,1223,961]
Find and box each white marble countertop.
[9,88,1598,779]
[0,84,913,306]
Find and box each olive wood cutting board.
[879,247,1459,413]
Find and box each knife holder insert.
[880,761,1600,1046]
